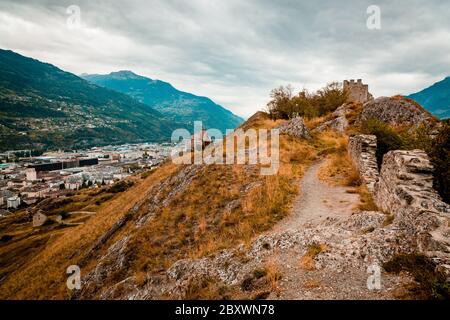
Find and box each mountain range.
[0,49,242,152]
[82,71,244,132]
[0,49,180,151]
[408,76,450,119]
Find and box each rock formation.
[374,150,450,275]
[357,96,435,127]
[276,117,311,139]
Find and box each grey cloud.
[0,0,449,117]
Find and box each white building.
[0,190,14,206]
[7,196,21,209]
[26,168,38,181]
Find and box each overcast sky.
[1,0,449,118]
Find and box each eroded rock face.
[373,150,450,274]
[357,96,434,127]
[276,117,311,139]
[348,134,379,192]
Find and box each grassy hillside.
[0,112,349,299]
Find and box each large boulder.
[276,117,311,139]
[356,96,435,127]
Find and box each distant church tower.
[343,79,373,104]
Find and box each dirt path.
[265,160,405,300]
[274,161,359,232]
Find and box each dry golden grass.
[0,162,179,299]
[316,132,357,186]
[304,116,328,130]
[345,102,363,126]
[238,112,286,131]
[182,276,237,300]
[299,255,316,271]
[313,131,379,211]
[383,214,395,226]
[357,185,378,211]
[122,164,298,278]
[264,260,282,293]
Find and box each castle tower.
[343,79,373,104]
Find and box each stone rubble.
[276,116,311,139]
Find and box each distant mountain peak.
[408,76,450,119]
[108,70,143,80]
[82,71,244,131]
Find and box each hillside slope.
[408,77,450,119]
[82,71,244,132]
[0,113,312,299]
[1,103,448,300]
[0,50,178,151]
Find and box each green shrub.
[427,121,450,203]
[266,82,347,120]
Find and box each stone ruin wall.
[374,150,450,273]
[348,135,450,275]
[348,134,379,193]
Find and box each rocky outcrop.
[348,135,379,192]
[90,210,411,300]
[374,150,450,275]
[357,96,434,127]
[276,117,311,139]
[315,104,349,133]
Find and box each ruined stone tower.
[343,79,373,104]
